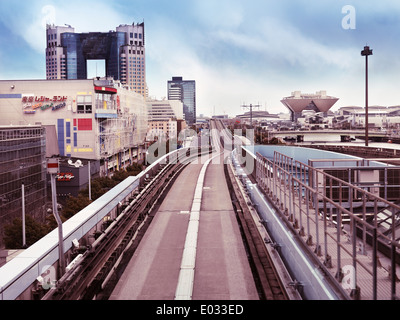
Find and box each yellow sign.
[78,148,93,153]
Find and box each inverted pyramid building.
[281,91,339,121]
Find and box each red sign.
[47,158,59,174]
[56,173,75,181]
[94,86,117,94]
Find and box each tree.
[127,163,143,176]
[62,194,92,220]
[3,164,145,249]
[111,170,130,183]
[4,215,47,249]
[60,163,144,219]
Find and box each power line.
[241,103,260,128]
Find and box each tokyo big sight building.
[46,23,146,97]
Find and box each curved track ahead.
[43,120,292,300]
[110,138,260,300]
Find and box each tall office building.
[46,23,147,97]
[167,77,196,125]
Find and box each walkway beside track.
[110,154,259,300]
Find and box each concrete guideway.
[109,161,202,300]
[110,151,259,300]
[189,154,259,300]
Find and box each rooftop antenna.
[241,103,260,128]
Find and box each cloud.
[0,0,128,53]
[191,0,244,30]
[213,16,358,74]
[2,0,400,115]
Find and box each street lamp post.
[47,158,66,278]
[361,45,373,147]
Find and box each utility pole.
[88,161,92,201]
[21,182,26,248]
[47,157,65,278]
[241,103,260,128]
[361,45,373,147]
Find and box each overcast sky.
[1,0,400,117]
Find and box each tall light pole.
[361,45,373,147]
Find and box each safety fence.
[256,151,400,300]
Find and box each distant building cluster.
[146,99,187,141]
[334,106,400,130]
[232,91,400,133]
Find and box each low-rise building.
[0,78,148,176]
[146,99,185,141]
[334,106,400,130]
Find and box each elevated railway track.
[41,146,214,300]
[2,120,299,300]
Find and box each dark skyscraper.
[167,77,196,125]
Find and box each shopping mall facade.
[0,78,148,176]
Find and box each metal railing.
[256,151,400,300]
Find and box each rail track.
[225,162,290,300]
[211,118,291,300]
[41,147,211,300]
[43,119,292,300]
